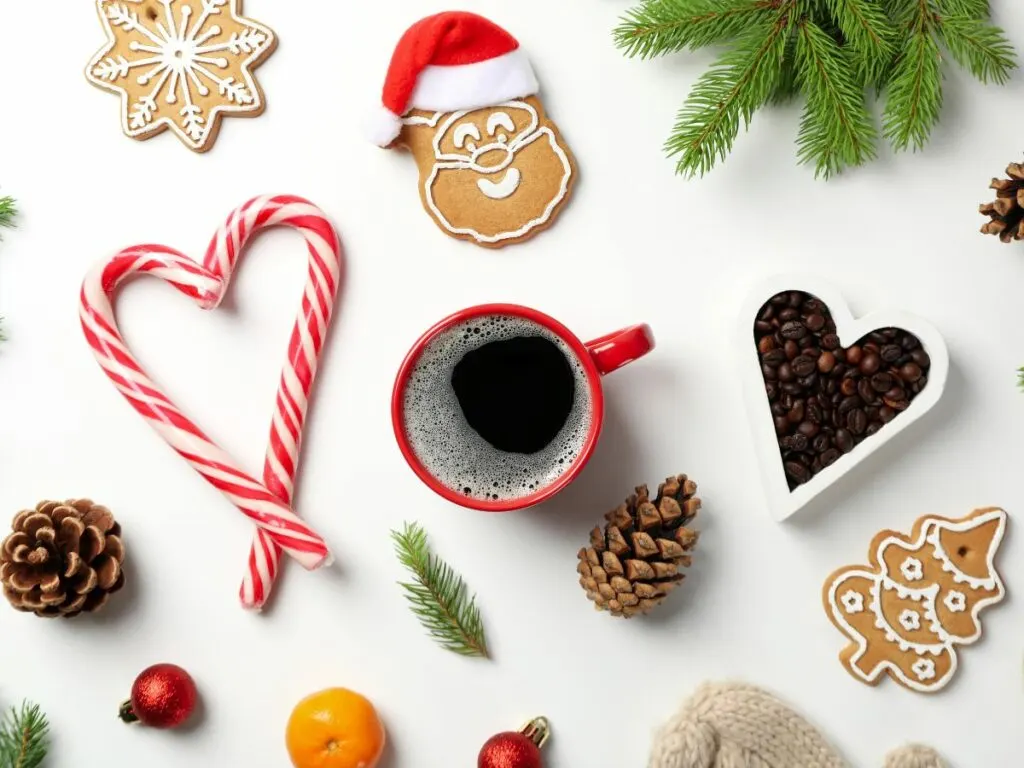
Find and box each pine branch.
[0,702,49,768]
[0,197,16,236]
[615,0,775,58]
[771,30,801,103]
[883,4,942,152]
[667,13,792,176]
[935,0,990,18]
[795,20,877,177]
[938,15,1016,84]
[391,522,490,658]
[823,0,896,81]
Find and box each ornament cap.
[518,717,551,749]
[118,700,139,724]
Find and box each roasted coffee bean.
[859,353,881,375]
[865,406,880,422]
[846,345,863,365]
[838,396,862,416]
[805,313,826,332]
[775,416,789,434]
[840,378,858,396]
[820,448,841,467]
[763,349,786,366]
[901,334,920,350]
[781,320,807,340]
[847,409,868,435]
[884,385,907,402]
[835,429,854,453]
[762,362,778,381]
[788,291,803,307]
[798,374,818,388]
[899,362,922,383]
[787,401,805,423]
[792,355,816,377]
[807,402,823,424]
[784,340,799,359]
[857,378,877,405]
[798,420,820,438]
[778,362,794,382]
[812,434,830,453]
[879,406,896,423]
[758,336,777,354]
[817,350,836,373]
[765,382,778,399]
[785,461,811,484]
[911,378,926,394]
[870,372,893,392]
[910,349,930,368]
[755,320,772,334]
[865,423,882,436]
[884,396,909,411]
[881,344,902,363]
[781,381,803,395]
[779,307,798,321]
[810,457,823,473]
[771,402,787,417]
[821,333,841,350]
[786,433,809,452]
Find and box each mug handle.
[585,324,655,376]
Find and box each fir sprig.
[616,0,1017,177]
[391,522,490,658]
[0,197,15,234]
[0,702,50,768]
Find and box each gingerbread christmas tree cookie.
[86,0,276,152]
[824,507,1007,693]
[371,12,576,248]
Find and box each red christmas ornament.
[118,663,198,729]
[478,717,550,768]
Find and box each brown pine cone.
[980,162,1024,242]
[1,499,126,618]
[577,475,700,618]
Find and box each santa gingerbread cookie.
[371,12,576,248]
[824,507,1007,693]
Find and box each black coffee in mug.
[401,315,593,502]
[451,335,575,454]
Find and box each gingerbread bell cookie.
[371,12,577,248]
[86,0,276,152]
[824,507,1007,693]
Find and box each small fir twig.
[1017,366,1024,391]
[0,197,16,234]
[0,702,50,768]
[391,522,490,658]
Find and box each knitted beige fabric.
[649,682,945,768]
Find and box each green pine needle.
[667,17,791,177]
[0,702,50,768]
[795,20,878,177]
[883,25,942,152]
[391,522,490,658]
[936,0,990,18]
[1017,366,1024,391]
[615,0,775,58]
[823,0,896,82]
[0,197,16,234]
[939,15,1016,84]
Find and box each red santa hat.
[369,11,539,147]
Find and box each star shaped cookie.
[86,0,276,152]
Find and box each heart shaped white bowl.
[737,275,949,522]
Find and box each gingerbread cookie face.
[399,98,575,247]
[824,507,1007,693]
[86,0,277,152]
[371,12,576,248]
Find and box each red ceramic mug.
[391,303,654,511]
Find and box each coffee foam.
[402,315,593,502]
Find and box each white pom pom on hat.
[369,11,540,147]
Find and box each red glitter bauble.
[119,663,198,729]
[478,731,544,768]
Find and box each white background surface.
[1,1,1022,766]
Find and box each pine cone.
[1,499,126,618]
[577,475,700,618]
[980,162,1024,242]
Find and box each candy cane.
[202,196,342,609]
[80,196,342,606]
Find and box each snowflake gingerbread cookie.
[86,0,276,152]
[824,507,1008,693]
[370,12,577,248]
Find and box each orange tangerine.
[285,688,386,768]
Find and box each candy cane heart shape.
[80,196,342,608]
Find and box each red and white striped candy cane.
[202,195,343,609]
[80,196,342,606]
